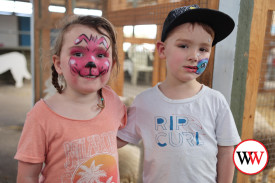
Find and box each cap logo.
[172,5,198,18]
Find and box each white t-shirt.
[118,84,241,183]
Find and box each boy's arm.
[216,145,235,183]
[117,137,128,148]
[17,161,43,183]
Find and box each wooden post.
[237,0,269,181]
[65,0,74,15]
[258,11,273,91]
[109,27,125,96]
[32,0,51,103]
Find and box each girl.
[15,15,126,183]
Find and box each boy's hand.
[117,137,128,148]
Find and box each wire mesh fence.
[252,10,275,183]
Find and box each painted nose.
[85,62,96,68]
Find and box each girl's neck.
[61,88,99,105]
[159,79,202,100]
[45,88,103,120]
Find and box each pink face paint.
[69,34,110,78]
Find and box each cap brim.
[164,8,235,46]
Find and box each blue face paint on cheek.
[196,58,209,74]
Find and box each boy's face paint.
[195,58,208,74]
[69,34,110,78]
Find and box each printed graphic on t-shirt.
[61,131,118,183]
[72,154,117,183]
[155,114,205,148]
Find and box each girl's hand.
[17,161,43,183]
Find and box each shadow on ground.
[0,81,32,183]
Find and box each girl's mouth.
[83,75,97,79]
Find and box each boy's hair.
[168,22,215,41]
[161,4,234,46]
[51,15,118,93]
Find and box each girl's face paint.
[195,58,208,74]
[69,34,110,78]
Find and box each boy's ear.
[156,41,166,59]
[53,55,62,75]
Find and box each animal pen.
[25,0,274,183]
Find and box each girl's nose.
[85,62,96,68]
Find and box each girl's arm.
[117,137,128,148]
[17,161,43,183]
[216,145,235,183]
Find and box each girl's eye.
[97,53,106,58]
[73,52,84,57]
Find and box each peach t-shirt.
[15,86,127,183]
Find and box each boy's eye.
[73,52,84,57]
[179,45,188,48]
[199,48,208,52]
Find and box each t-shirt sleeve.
[105,86,128,129]
[215,94,241,146]
[118,103,127,129]
[14,110,46,163]
[117,102,141,145]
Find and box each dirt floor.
[0,80,32,183]
[1,77,274,183]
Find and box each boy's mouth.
[184,66,198,73]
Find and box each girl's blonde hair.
[51,15,118,93]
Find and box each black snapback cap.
[161,4,235,46]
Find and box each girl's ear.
[53,55,62,74]
[156,41,166,59]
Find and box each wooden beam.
[50,0,100,9]
[107,0,128,11]
[237,0,269,181]
[268,0,275,10]
[107,1,201,26]
[124,37,155,44]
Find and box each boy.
[118,4,241,183]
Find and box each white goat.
[0,52,31,88]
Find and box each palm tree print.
[76,160,108,183]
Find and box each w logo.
[237,151,265,165]
[233,140,268,175]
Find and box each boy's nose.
[188,50,199,62]
[85,62,96,68]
